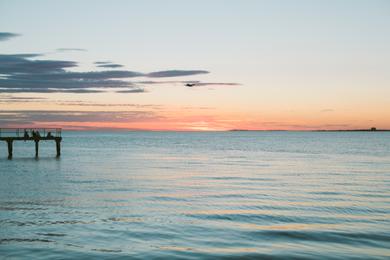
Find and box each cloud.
[94,61,123,68]
[9,70,144,80]
[0,88,106,93]
[0,110,161,126]
[0,95,46,102]
[0,32,20,41]
[115,88,146,93]
[0,54,77,74]
[0,34,235,94]
[0,54,144,92]
[136,80,180,85]
[97,63,124,68]
[56,48,87,52]
[0,63,215,93]
[184,82,241,87]
[54,101,161,108]
[0,95,162,108]
[94,61,111,64]
[146,70,209,78]
[0,78,134,89]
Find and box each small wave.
[0,219,94,226]
[0,238,54,244]
[92,248,122,253]
[309,191,345,196]
[246,230,390,247]
[208,176,275,181]
[36,233,66,237]
[187,212,306,223]
[104,217,143,223]
[0,206,48,211]
[148,196,189,202]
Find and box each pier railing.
[0,128,61,138]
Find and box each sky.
[1,0,390,130]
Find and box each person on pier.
[24,129,29,140]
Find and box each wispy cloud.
[0,95,46,102]
[146,70,209,78]
[0,110,161,126]
[184,82,241,87]
[97,63,124,68]
[0,32,20,41]
[54,101,161,108]
[115,88,146,93]
[56,48,87,52]
[94,61,111,65]
[0,88,105,93]
[94,61,124,68]
[0,94,162,108]
[321,109,335,113]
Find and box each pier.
[0,128,62,159]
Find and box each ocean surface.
[0,131,389,259]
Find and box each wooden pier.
[0,128,62,159]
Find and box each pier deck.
[0,128,62,159]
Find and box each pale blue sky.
[1,0,390,130]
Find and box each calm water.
[0,131,389,259]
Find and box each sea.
[0,131,389,259]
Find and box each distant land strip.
[229,128,390,132]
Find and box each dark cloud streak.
[94,61,124,68]
[185,82,241,87]
[97,64,124,68]
[0,88,105,93]
[115,88,146,93]
[0,54,77,74]
[0,32,20,41]
[0,110,161,125]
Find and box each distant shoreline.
[229,129,390,132]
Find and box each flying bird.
[185,83,196,87]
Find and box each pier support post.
[55,139,61,157]
[7,140,13,159]
[35,139,39,157]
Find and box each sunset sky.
[1,0,389,130]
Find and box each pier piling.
[35,140,39,157]
[56,139,61,157]
[7,139,13,159]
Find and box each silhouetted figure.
[36,130,41,138]
[24,129,29,139]
[32,130,36,138]
[47,132,53,138]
